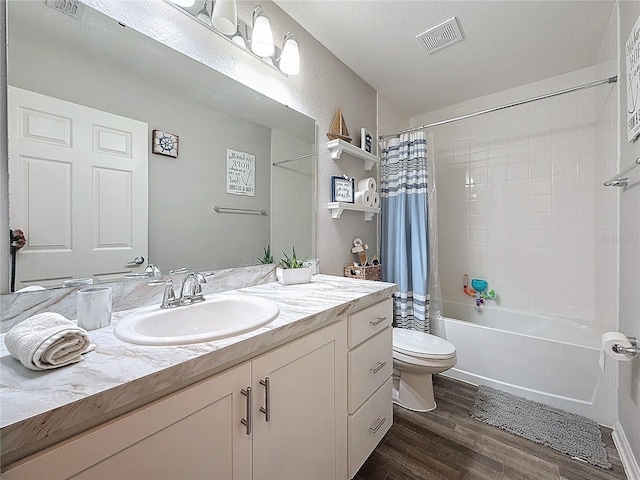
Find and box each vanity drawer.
[348,298,393,348]
[348,377,393,478]
[348,326,392,413]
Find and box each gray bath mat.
[470,385,611,469]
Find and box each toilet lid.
[393,328,456,359]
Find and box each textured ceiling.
[274,0,617,117]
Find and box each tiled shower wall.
[413,66,618,329]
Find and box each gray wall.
[618,0,640,469]
[271,129,316,264]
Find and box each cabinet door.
[252,321,347,480]
[4,364,252,480]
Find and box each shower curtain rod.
[379,76,617,140]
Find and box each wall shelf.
[327,202,379,221]
[327,139,379,171]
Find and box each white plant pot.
[276,266,313,285]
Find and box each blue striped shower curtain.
[380,130,430,333]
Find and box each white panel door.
[8,87,148,288]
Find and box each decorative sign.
[226,149,255,196]
[152,130,179,157]
[627,15,640,143]
[331,175,354,203]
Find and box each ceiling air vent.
[44,0,85,19]
[416,17,464,54]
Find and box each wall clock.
[152,130,179,157]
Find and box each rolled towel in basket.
[4,312,94,371]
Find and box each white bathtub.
[435,301,615,426]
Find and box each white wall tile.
[424,65,612,329]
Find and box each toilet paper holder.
[612,336,639,357]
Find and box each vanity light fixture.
[168,0,300,76]
[196,0,212,25]
[251,5,274,58]
[232,26,247,49]
[211,0,237,36]
[278,31,300,75]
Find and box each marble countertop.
[0,275,395,466]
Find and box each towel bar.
[604,158,640,187]
[213,206,267,215]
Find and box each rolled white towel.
[4,312,95,371]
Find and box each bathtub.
[435,301,615,426]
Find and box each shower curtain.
[380,129,439,333]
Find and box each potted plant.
[256,244,274,264]
[276,246,313,285]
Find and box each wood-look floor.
[355,376,627,480]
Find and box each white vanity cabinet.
[346,298,394,478]
[252,319,347,480]
[3,363,253,480]
[3,320,347,480]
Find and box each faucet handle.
[169,267,189,275]
[148,279,177,308]
[145,264,161,277]
[193,272,215,295]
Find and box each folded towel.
[4,312,95,371]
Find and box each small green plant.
[279,246,306,269]
[257,244,274,264]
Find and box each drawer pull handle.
[370,361,387,374]
[240,387,252,435]
[259,377,270,422]
[370,316,387,326]
[370,416,387,434]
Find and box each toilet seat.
[393,328,456,360]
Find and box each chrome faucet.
[150,270,214,308]
[179,271,208,305]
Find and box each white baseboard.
[613,420,640,480]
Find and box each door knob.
[127,256,145,266]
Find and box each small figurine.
[351,237,368,265]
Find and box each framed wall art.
[152,130,179,157]
[361,128,372,153]
[331,175,354,203]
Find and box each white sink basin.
[114,295,279,346]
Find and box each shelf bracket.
[327,139,379,171]
[327,202,378,221]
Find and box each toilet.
[392,327,457,412]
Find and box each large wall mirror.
[5,1,316,291]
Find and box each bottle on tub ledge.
[463,274,497,310]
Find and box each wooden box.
[344,264,382,282]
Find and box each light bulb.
[279,34,300,75]
[212,0,237,36]
[251,7,274,58]
[196,0,211,25]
